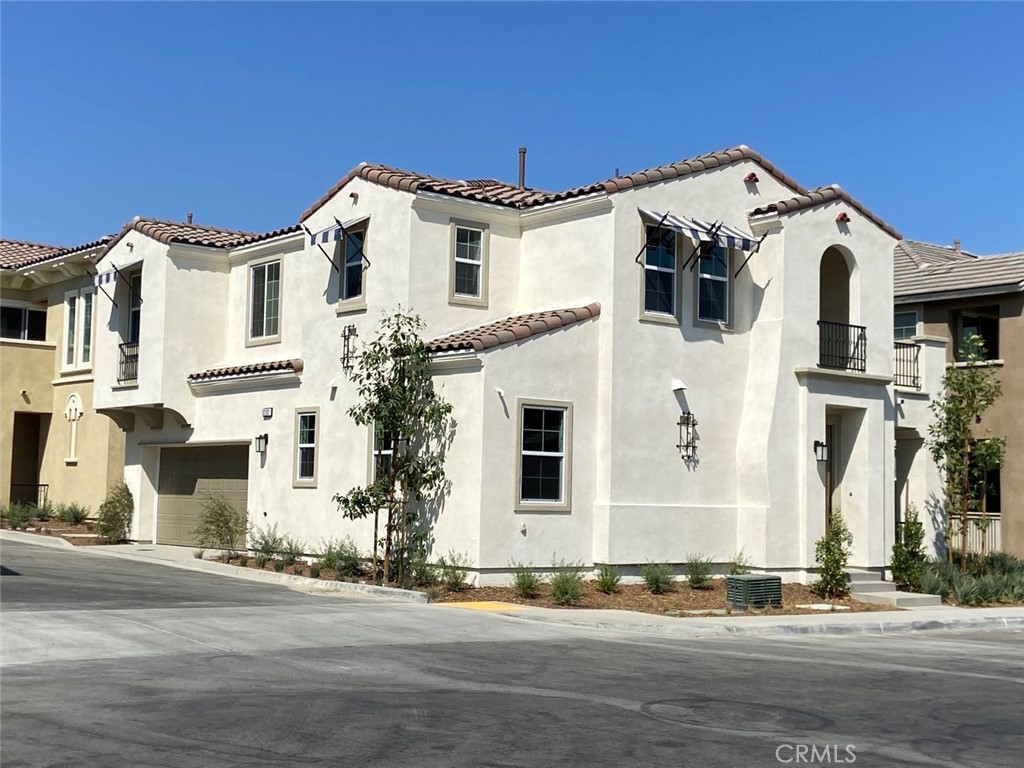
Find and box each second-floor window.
[450,222,488,306]
[128,273,142,344]
[957,308,999,361]
[249,260,281,341]
[1,304,46,341]
[697,244,730,324]
[643,226,677,316]
[893,311,918,341]
[63,288,95,370]
[342,228,365,303]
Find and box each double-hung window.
[63,288,95,370]
[372,424,396,483]
[249,260,281,341]
[342,228,365,305]
[294,409,318,487]
[517,401,573,511]
[893,311,918,341]
[0,303,47,341]
[697,244,730,323]
[643,226,677,316]
[450,222,488,306]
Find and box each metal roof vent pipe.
[187,212,193,224]
[953,238,961,253]
[518,147,527,189]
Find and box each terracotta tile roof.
[98,218,302,262]
[426,304,601,353]
[300,146,807,221]
[894,240,1024,302]
[749,185,902,240]
[1,235,115,269]
[187,358,304,383]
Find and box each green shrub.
[195,496,247,554]
[952,573,979,606]
[273,561,285,573]
[250,523,284,556]
[439,550,471,592]
[685,555,713,590]
[96,481,134,543]
[279,535,305,565]
[595,564,621,594]
[193,548,205,559]
[920,567,947,598]
[976,574,1003,605]
[550,563,584,606]
[891,505,927,591]
[309,563,321,579]
[410,554,439,587]
[726,549,753,576]
[985,551,1022,576]
[4,502,34,530]
[510,561,542,599]
[812,510,851,599]
[56,502,90,525]
[254,553,269,569]
[238,555,249,568]
[319,537,363,577]
[35,501,54,522]
[642,562,676,594]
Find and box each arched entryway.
[818,246,865,371]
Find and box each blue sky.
[2,2,1022,253]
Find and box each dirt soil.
[6,521,103,545]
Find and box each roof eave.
[895,281,1024,304]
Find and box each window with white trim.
[518,403,571,508]
[63,288,94,370]
[453,225,483,298]
[294,410,318,487]
[372,423,396,483]
[643,226,676,315]
[893,311,918,341]
[342,228,365,302]
[250,260,281,340]
[0,304,47,341]
[697,244,730,323]
[127,273,142,344]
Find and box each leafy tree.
[812,508,851,599]
[927,335,1006,570]
[334,310,454,585]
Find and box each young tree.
[334,310,454,585]
[927,334,1005,569]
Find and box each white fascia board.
[188,370,301,395]
[520,196,612,230]
[895,282,1024,305]
[429,350,482,373]
[412,192,522,224]
[228,230,306,263]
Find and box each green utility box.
[726,574,783,609]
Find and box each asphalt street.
[2,540,1022,768]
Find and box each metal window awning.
[93,256,144,307]
[302,216,370,273]
[639,208,759,251]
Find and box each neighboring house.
[90,146,904,583]
[1,237,125,512]
[893,240,1024,558]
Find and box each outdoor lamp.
[814,440,829,463]
[254,434,269,454]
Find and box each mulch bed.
[4,521,103,545]
[434,581,888,616]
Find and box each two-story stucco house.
[89,146,905,583]
[1,237,125,512]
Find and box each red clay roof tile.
[427,304,600,354]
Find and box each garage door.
[157,446,248,547]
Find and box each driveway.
[2,540,1022,767]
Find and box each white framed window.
[697,244,730,324]
[893,310,918,341]
[643,226,677,316]
[62,288,95,370]
[293,409,319,487]
[449,221,488,307]
[127,272,142,344]
[342,227,365,303]
[516,400,573,512]
[0,303,47,341]
[372,423,396,483]
[249,260,281,342]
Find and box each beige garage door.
[157,446,248,547]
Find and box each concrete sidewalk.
[4,529,1024,637]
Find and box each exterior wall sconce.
[341,325,358,371]
[835,212,851,223]
[254,434,269,454]
[814,440,829,463]
[677,412,698,460]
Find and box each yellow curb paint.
[436,601,526,612]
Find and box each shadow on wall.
[925,492,947,559]
[413,416,459,558]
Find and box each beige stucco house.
[1,237,125,513]
[85,145,911,583]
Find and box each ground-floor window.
[294,409,319,487]
[517,401,572,511]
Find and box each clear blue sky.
[2,2,1022,253]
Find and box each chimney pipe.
[187,212,193,224]
[518,147,527,189]
[953,238,961,253]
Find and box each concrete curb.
[0,532,427,604]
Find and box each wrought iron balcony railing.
[118,341,139,384]
[818,320,867,373]
[893,341,921,389]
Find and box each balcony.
[893,341,921,389]
[818,320,867,373]
[9,483,48,507]
[118,341,139,384]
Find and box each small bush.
[56,502,90,525]
[96,481,134,543]
[279,536,305,565]
[891,505,927,591]
[238,555,250,568]
[595,564,621,594]
[250,522,284,556]
[952,573,979,606]
[439,550,471,592]
[194,496,247,554]
[193,548,205,559]
[510,561,542,599]
[685,555,713,590]
[410,554,439,587]
[254,553,269,569]
[985,551,1022,577]
[319,537,363,577]
[726,549,753,576]
[309,564,321,579]
[642,562,675,594]
[35,501,54,522]
[4,503,34,530]
[550,562,584,606]
[812,510,851,599]
[273,561,285,573]
[425,585,443,602]
[920,567,947,598]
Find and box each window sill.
[951,359,1004,368]
[638,312,680,327]
[336,299,367,316]
[292,480,318,489]
[112,383,139,391]
[53,372,94,385]
[693,319,735,333]
[0,338,56,349]
[64,458,78,466]
[246,335,281,349]
[515,503,572,514]
[448,295,488,309]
